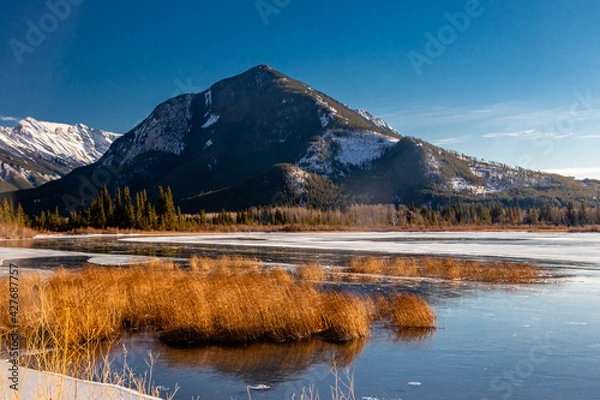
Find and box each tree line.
[32,186,183,231]
[1,186,599,231]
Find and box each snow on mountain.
[0,117,119,191]
[0,117,119,167]
[298,129,399,178]
[105,95,193,167]
[425,147,559,196]
[0,161,59,187]
[315,95,338,128]
[355,110,399,134]
[202,114,220,129]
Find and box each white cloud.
[379,96,600,136]
[431,135,470,146]
[0,115,19,122]
[543,167,600,180]
[482,129,573,140]
[379,102,522,127]
[578,134,600,139]
[482,129,537,138]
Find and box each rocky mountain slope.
[4,66,597,214]
[0,118,119,192]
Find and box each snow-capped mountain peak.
[2,117,119,166]
[355,109,399,134]
[0,117,120,191]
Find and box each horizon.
[1,0,600,179]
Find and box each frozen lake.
[1,231,599,399]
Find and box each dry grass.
[0,257,437,351]
[0,261,375,349]
[376,294,437,329]
[297,262,328,281]
[348,257,388,275]
[189,255,262,273]
[0,257,439,400]
[348,256,551,283]
[0,223,38,239]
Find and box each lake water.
[1,232,599,399]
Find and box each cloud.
[379,96,600,137]
[379,102,521,128]
[543,167,600,180]
[431,135,470,146]
[482,129,573,140]
[0,115,19,122]
[578,134,600,139]
[482,129,537,138]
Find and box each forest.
[0,185,597,232]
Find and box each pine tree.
[89,197,106,228]
[566,202,577,226]
[113,187,124,228]
[578,202,588,226]
[101,186,114,227]
[123,187,135,229]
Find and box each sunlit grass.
[349,256,552,283]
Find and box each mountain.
[0,118,119,192]
[4,65,597,214]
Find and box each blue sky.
[1,0,600,178]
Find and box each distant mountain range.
[0,117,119,192]
[3,65,598,214]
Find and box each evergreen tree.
[123,187,136,228]
[578,202,588,226]
[566,202,577,226]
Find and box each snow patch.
[107,95,193,166]
[355,109,399,134]
[202,114,220,129]
[450,177,487,195]
[298,129,399,177]
[315,96,338,128]
[205,89,212,108]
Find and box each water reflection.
[111,327,436,388]
[161,340,365,384]
[387,328,436,347]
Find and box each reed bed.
[376,294,437,329]
[0,257,437,351]
[189,254,262,272]
[297,262,328,281]
[349,256,551,283]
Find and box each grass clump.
[376,294,437,329]
[0,260,375,348]
[189,255,261,272]
[348,256,551,283]
[297,262,327,281]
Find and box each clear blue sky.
[1,0,600,178]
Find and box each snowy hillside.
[298,129,399,178]
[425,147,559,196]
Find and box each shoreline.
[0,361,160,400]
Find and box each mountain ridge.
[0,118,119,192]
[3,65,597,214]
